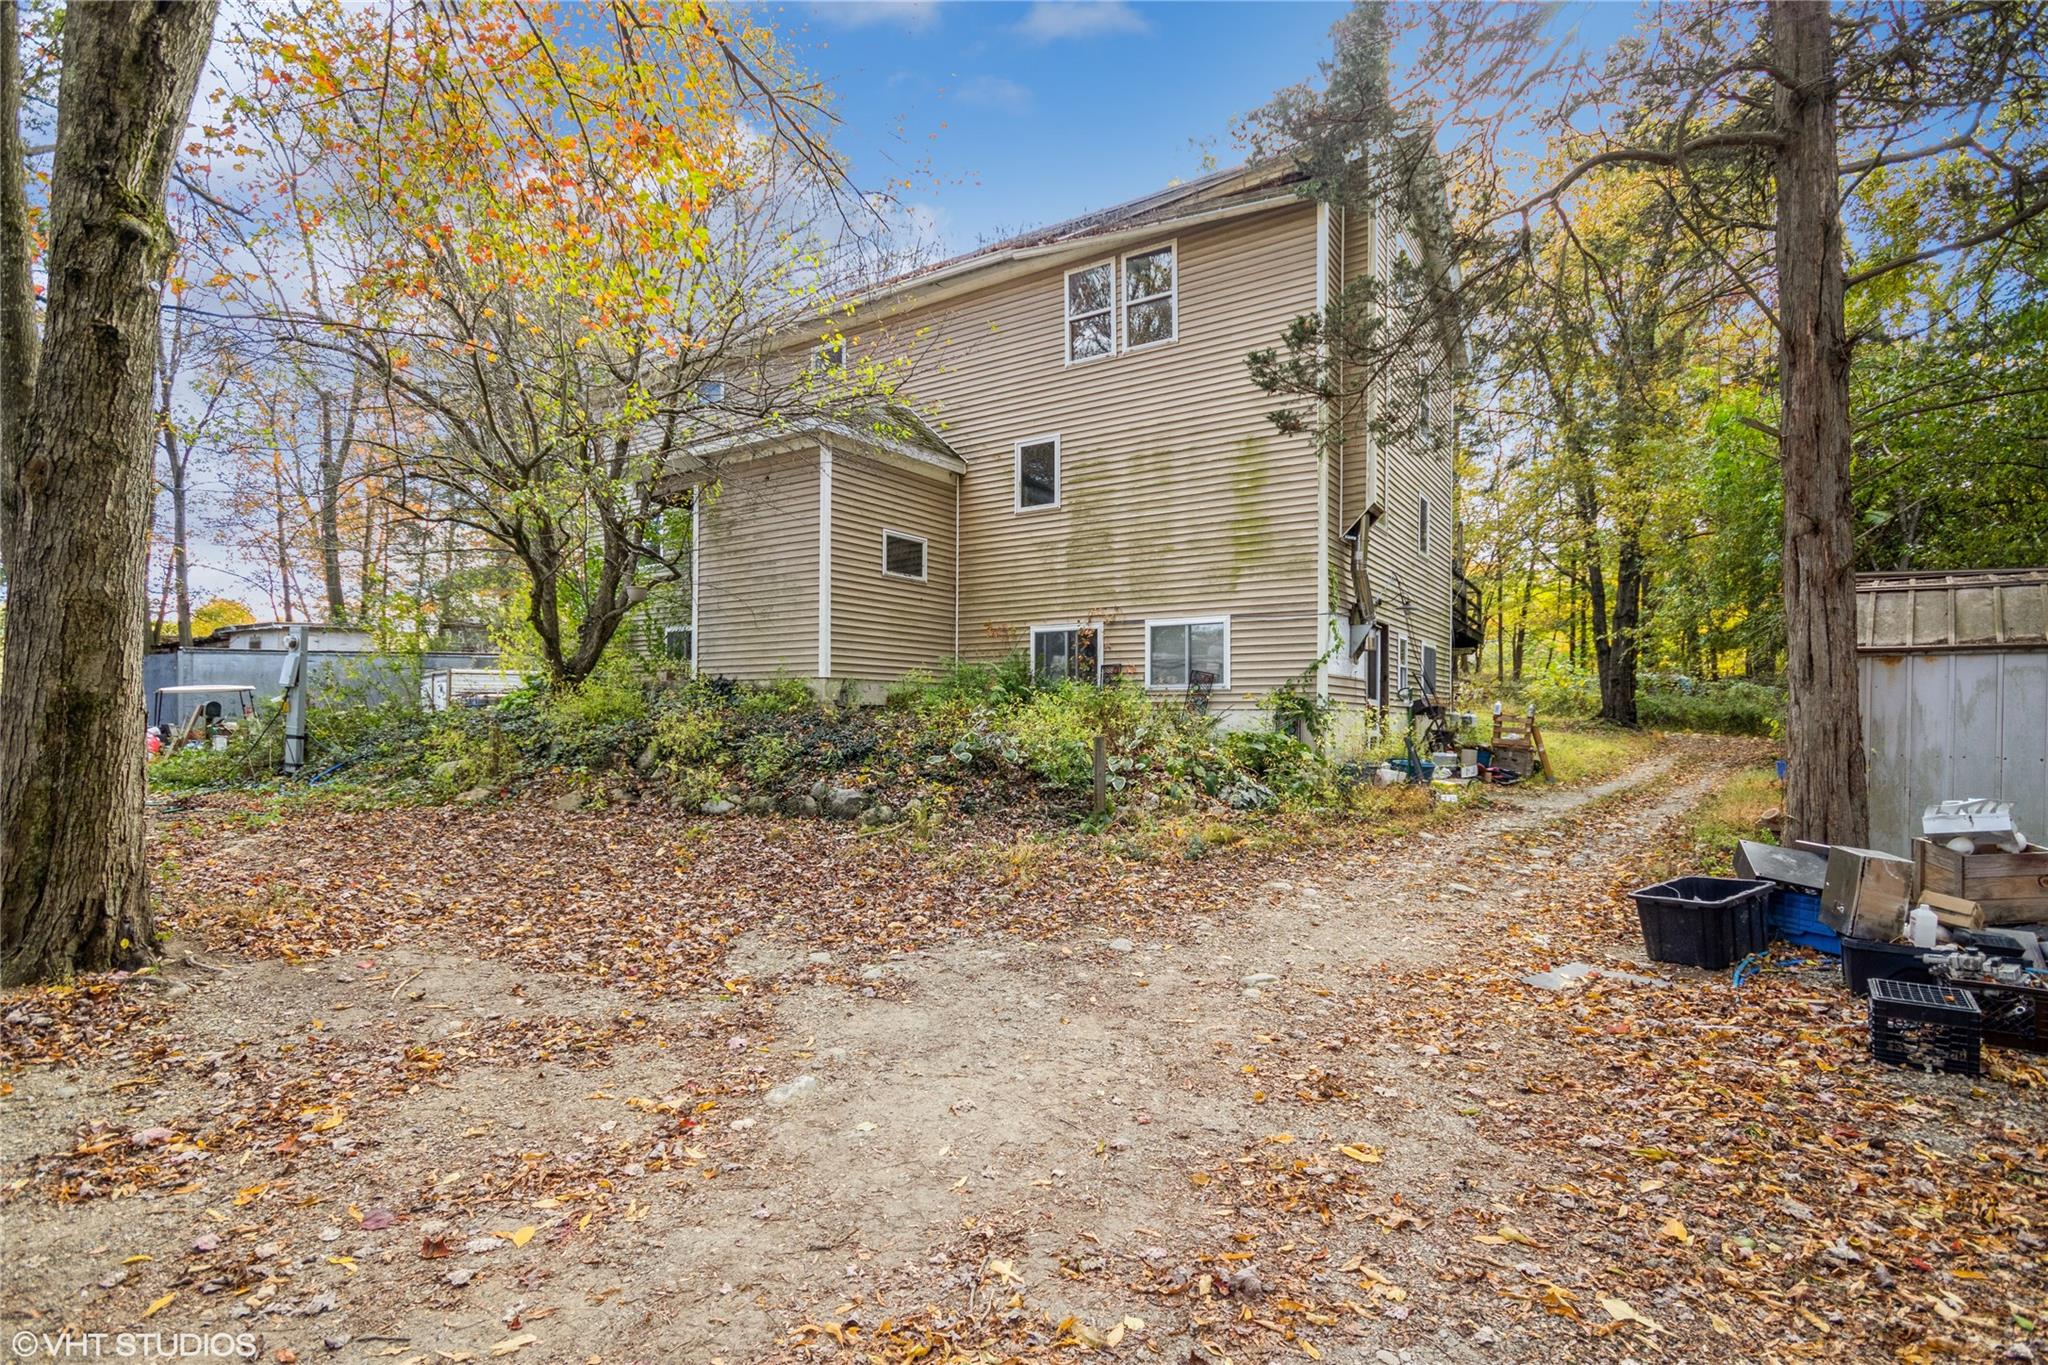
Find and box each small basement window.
[882,530,927,581]
[1065,261,1113,362]
[1015,436,1060,511]
[662,625,693,662]
[1122,243,1176,350]
[1030,624,1101,683]
[1146,617,1228,690]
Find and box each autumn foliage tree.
[196,0,902,687]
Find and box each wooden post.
[1092,734,1108,816]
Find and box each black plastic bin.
[1841,938,1937,997]
[1628,876,1770,970]
[1868,978,1981,1076]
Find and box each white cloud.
[955,75,1034,115]
[1014,1,1149,42]
[808,1,941,34]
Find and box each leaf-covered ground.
[3,736,2043,1364]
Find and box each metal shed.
[1858,568,2048,857]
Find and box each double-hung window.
[1121,244,1176,350]
[1065,261,1114,363]
[1418,495,1431,556]
[1015,435,1060,511]
[1146,617,1228,690]
[1031,624,1101,683]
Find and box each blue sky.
[783,0,1644,257]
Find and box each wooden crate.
[1914,838,2048,926]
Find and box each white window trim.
[1143,614,1231,692]
[1013,434,1062,513]
[1029,621,1105,683]
[1392,629,1410,700]
[880,528,928,582]
[1063,259,1115,366]
[1120,240,1178,354]
[1418,494,1431,556]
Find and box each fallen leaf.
[1658,1217,1691,1245]
[1601,1297,1661,1332]
[487,1333,537,1357]
[142,1292,175,1319]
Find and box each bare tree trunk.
[0,0,218,985]
[1773,0,1868,847]
[316,392,348,621]
[1601,528,1642,726]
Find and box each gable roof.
[856,160,1310,313]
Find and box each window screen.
[1066,263,1113,361]
[1032,626,1099,682]
[1422,644,1439,698]
[1148,620,1227,689]
[662,626,693,661]
[882,532,926,580]
[1016,439,1059,509]
[1123,245,1175,348]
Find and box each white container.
[1908,904,1940,948]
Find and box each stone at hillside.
[1240,972,1279,987]
[431,759,465,783]
[635,742,660,774]
[857,803,896,827]
[551,791,585,814]
[823,787,869,819]
[1107,938,1135,953]
[810,779,830,802]
[743,795,776,815]
[765,1074,819,1106]
[785,795,821,818]
[455,786,492,805]
[702,799,736,816]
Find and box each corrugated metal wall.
[1860,649,2048,857]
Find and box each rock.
[445,1267,476,1288]
[811,780,829,802]
[1107,938,1135,953]
[857,804,895,827]
[324,1334,351,1351]
[1240,972,1279,987]
[635,742,660,775]
[1242,988,1262,1001]
[1222,1264,1264,1295]
[859,965,885,982]
[191,1233,221,1254]
[785,795,820,818]
[765,1074,819,1106]
[1472,1326,1499,1346]
[431,759,465,783]
[455,786,492,804]
[728,1035,749,1052]
[303,1290,337,1315]
[130,1126,176,1147]
[701,799,736,816]
[551,791,585,814]
[823,786,869,819]
[465,1236,504,1255]
[318,1227,342,1242]
[807,952,833,965]
[743,795,776,815]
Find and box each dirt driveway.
[3,738,2043,1364]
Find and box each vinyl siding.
[1365,210,1456,694]
[851,203,1324,709]
[829,451,957,681]
[696,448,820,678]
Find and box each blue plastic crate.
[1766,887,1841,955]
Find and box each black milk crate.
[1868,978,1982,1076]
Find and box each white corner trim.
[689,491,701,673]
[953,479,961,657]
[818,443,833,679]
[1314,201,1332,700]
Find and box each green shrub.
[149,741,255,791]
[1638,679,1783,736]
[653,709,725,770]
[740,732,794,784]
[670,762,726,808]
[732,677,816,721]
[1006,680,1152,789]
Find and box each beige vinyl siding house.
[669,160,1461,725]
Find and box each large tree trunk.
[1599,527,1643,726]
[0,0,218,985]
[1772,1,1868,848]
